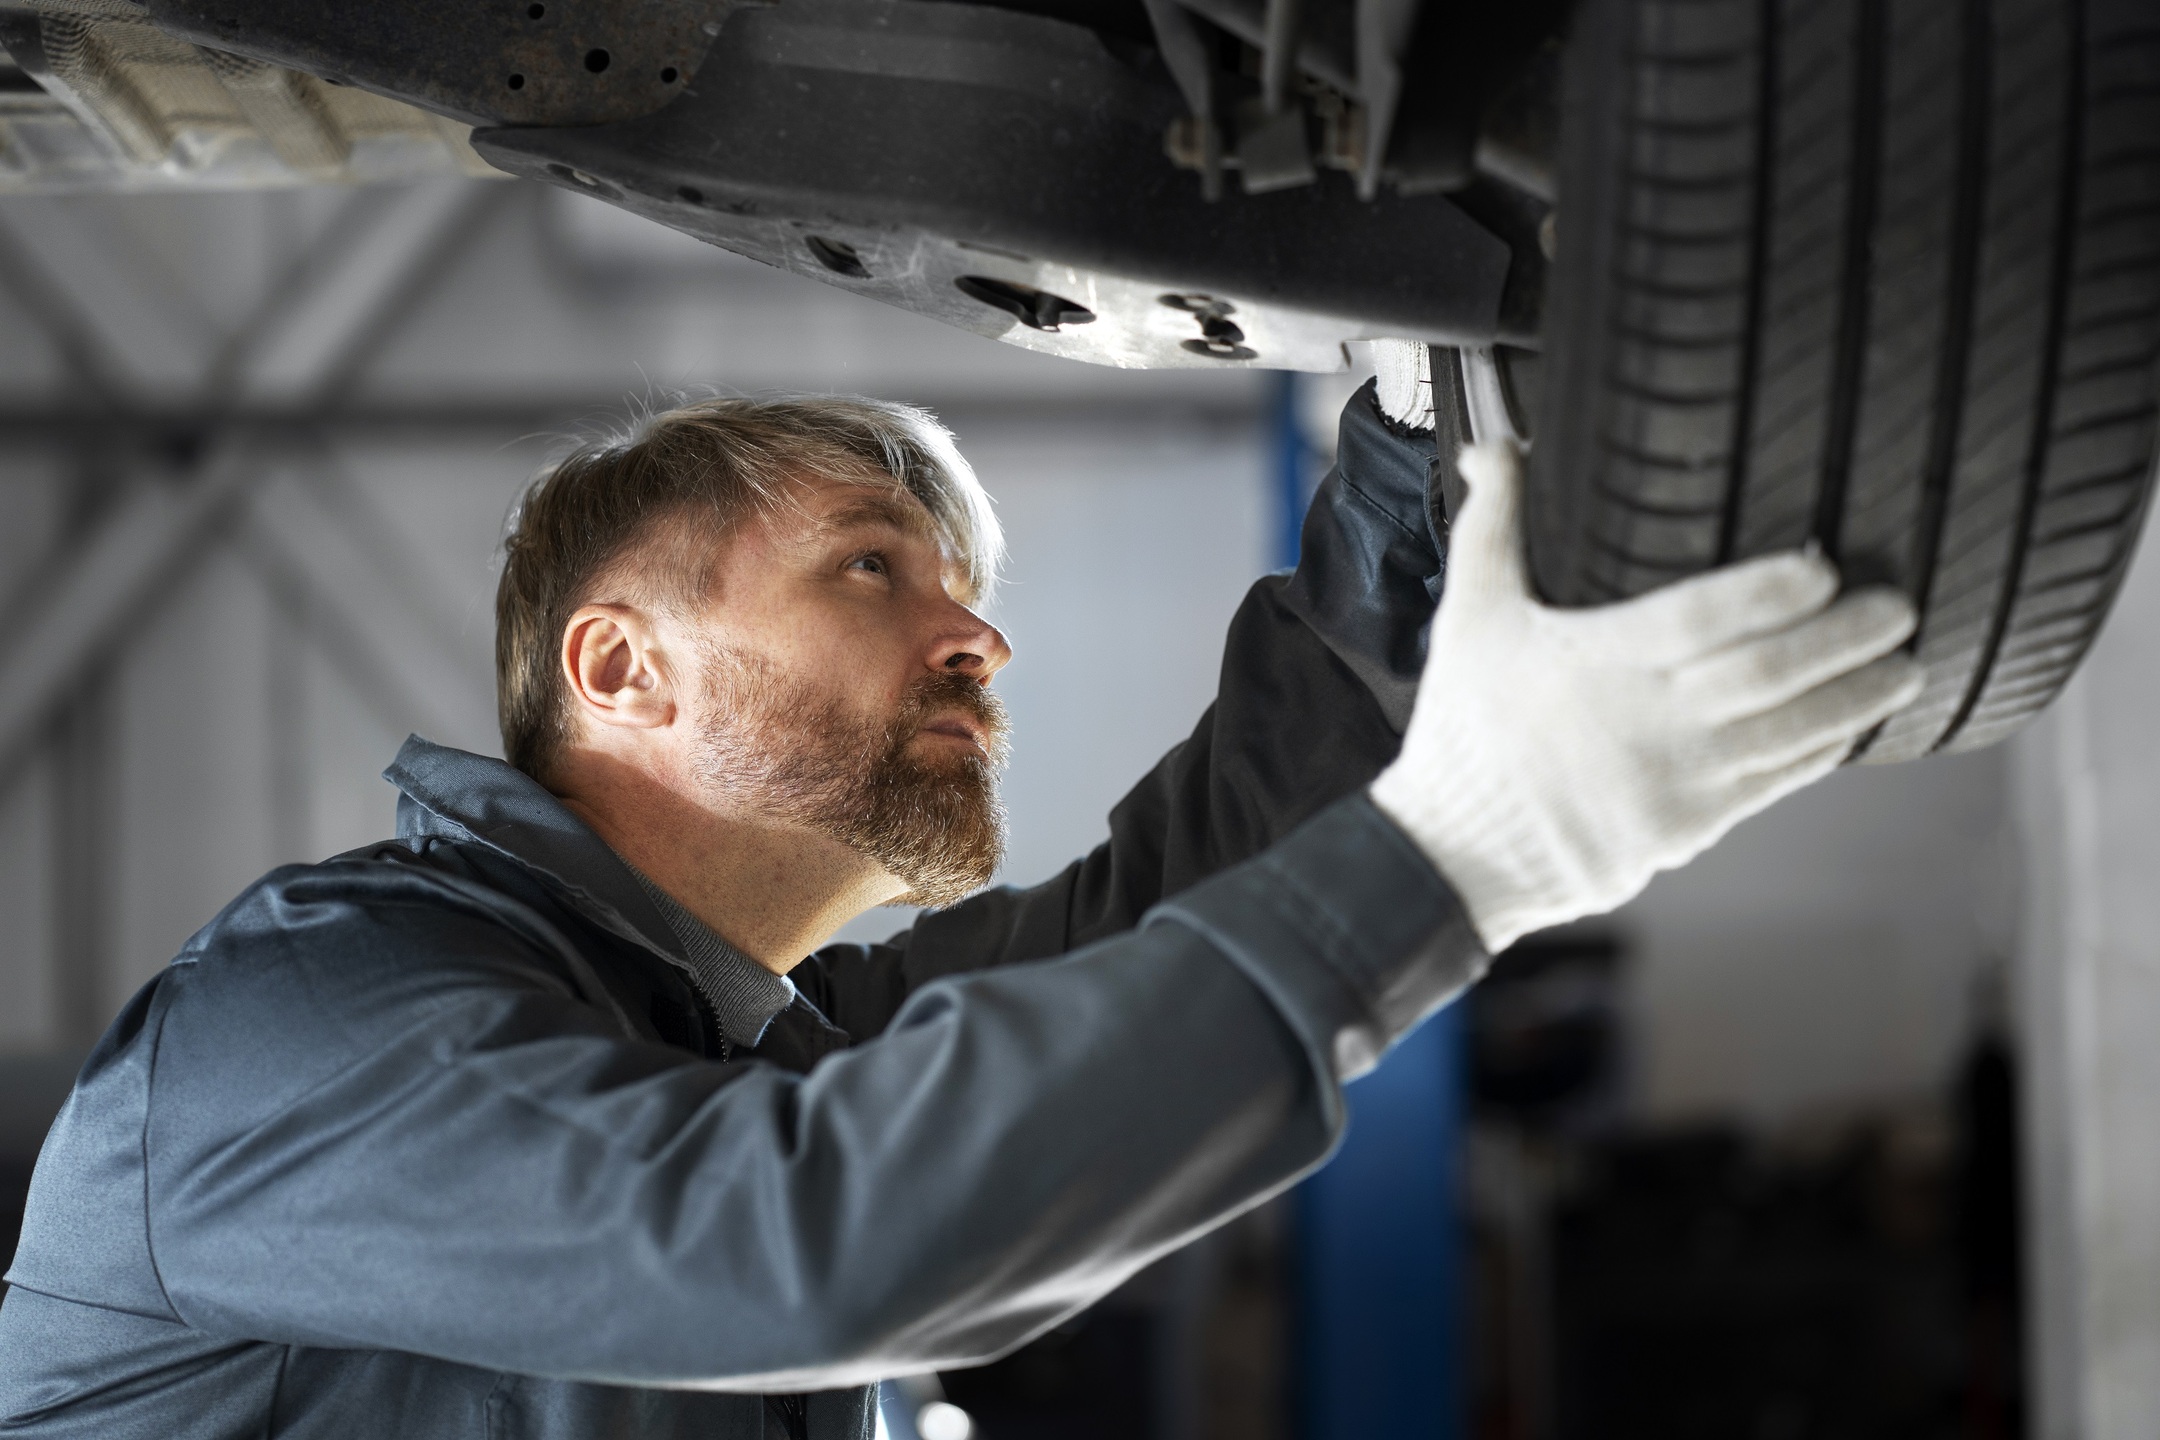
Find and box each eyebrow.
[816,491,942,545]
[815,489,976,601]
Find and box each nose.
[928,604,1012,682]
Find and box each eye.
[847,551,890,577]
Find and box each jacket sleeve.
[796,380,1450,1040]
[123,797,1483,1391]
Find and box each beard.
[688,644,1010,909]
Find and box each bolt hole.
[526,2,544,16]
[506,72,525,90]
[677,185,704,204]
[545,163,619,199]
[1197,314,1246,345]
[584,48,610,73]
[955,275,1095,332]
[1180,337,1258,361]
[660,66,679,83]
[806,235,870,278]
[1159,292,1235,318]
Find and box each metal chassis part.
[125,0,1564,370]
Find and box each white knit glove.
[1371,442,1925,953]
[1371,339,1433,431]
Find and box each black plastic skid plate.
[471,0,1514,371]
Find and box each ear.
[562,604,675,731]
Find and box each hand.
[1369,441,1924,953]
[1371,339,1432,431]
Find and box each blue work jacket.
[0,383,1486,1439]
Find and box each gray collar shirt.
[627,868,795,1049]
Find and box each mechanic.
[0,347,1921,1439]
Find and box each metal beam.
[244,455,493,745]
[290,438,487,665]
[0,210,130,407]
[0,446,259,786]
[231,181,513,404]
[197,186,391,402]
[0,178,519,785]
[228,506,451,742]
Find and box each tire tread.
[1528,0,2160,761]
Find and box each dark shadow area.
[1467,939,2024,1440]
[1549,1127,1967,1439]
[934,1198,1292,1440]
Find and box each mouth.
[916,713,988,752]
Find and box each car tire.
[1522,0,2160,760]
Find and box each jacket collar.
[384,734,691,973]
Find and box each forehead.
[790,467,937,534]
[747,467,970,593]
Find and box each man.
[0,351,1920,1439]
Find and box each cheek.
[715,579,925,719]
[732,592,883,669]
[828,601,927,681]
[779,626,917,725]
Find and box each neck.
[549,747,905,974]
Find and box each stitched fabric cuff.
[1149,792,1487,1083]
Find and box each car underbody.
[0,1,1563,373]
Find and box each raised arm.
[799,380,1451,1036]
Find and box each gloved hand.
[1370,441,1925,953]
[1371,339,1433,431]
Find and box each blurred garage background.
[0,166,2150,1439]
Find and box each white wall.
[2013,493,2160,1440]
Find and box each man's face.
[679,469,1013,907]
